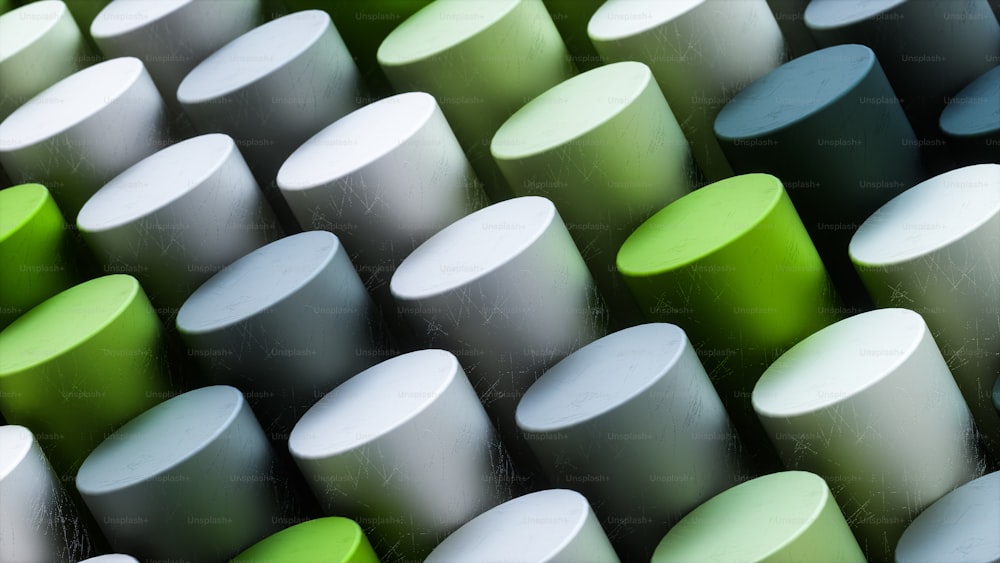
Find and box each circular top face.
[76,385,244,495]
[0,275,141,374]
[940,65,1000,138]
[77,134,236,232]
[0,183,53,243]
[850,164,1000,266]
[425,489,592,562]
[804,0,908,30]
[517,323,687,432]
[277,92,438,191]
[177,10,330,103]
[377,0,519,66]
[90,0,190,38]
[652,471,830,561]
[0,0,70,62]
[0,425,33,481]
[176,231,341,333]
[492,61,653,160]
[79,555,141,563]
[617,173,782,276]
[714,44,874,140]
[752,308,926,418]
[289,349,458,459]
[390,196,556,300]
[587,0,706,41]
[0,57,146,151]
[896,471,1000,563]
[233,517,368,562]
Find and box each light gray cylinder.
[389,196,608,471]
[289,349,512,561]
[850,163,1000,462]
[752,308,989,563]
[177,9,363,207]
[516,323,749,560]
[176,231,386,440]
[75,385,303,562]
[0,56,173,220]
[79,555,140,563]
[0,425,96,563]
[587,0,787,181]
[895,470,1000,563]
[77,133,282,315]
[90,0,262,110]
[0,0,91,122]
[424,488,620,563]
[277,91,488,326]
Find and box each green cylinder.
[231,517,379,563]
[616,173,840,467]
[0,274,171,478]
[652,471,865,563]
[0,183,77,328]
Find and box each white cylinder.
[424,488,620,563]
[177,10,363,198]
[850,163,1000,461]
[289,349,511,561]
[752,308,989,562]
[587,0,786,181]
[0,56,173,220]
[277,91,488,318]
[90,0,262,109]
[75,385,305,562]
[0,0,91,122]
[516,323,749,560]
[77,133,282,314]
[389,196,608,472]
[0,425,97,562]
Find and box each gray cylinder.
[75,385,305,562]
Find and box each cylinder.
[90,0,263,110]
[0,0,91,122]
[0,56,174,221]
[616,173,840,469]
[389,196,608,474]
[0,183,78,328]
[752,308,989,562]
[77,133,282,315]
[231,517,379,563]
[276,91,488,332]
[651,471,865,563]
[491,60,696,327]
[804,0,1000,135]
[713,43,925,308]
[0,425,97,563]
[175,230,386,440]
[289,349,511,561]
[0,274,172,479]
[176,9,363,221]
[939,65,1000,166]
[76,385,305,562]
[850,164,1000,462]
[79,556,139,563]
[424,488,620,562]
[516,323,750,560]
[377,0,576,202]
[895,470,1000,563]
[588,0,787,181]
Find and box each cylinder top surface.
[940,65,1000,137]
[91,0,191,38]
[804,0,909,30]
[752,308,927,418]
[0,425,33,481]
[714,44,875,140]
[75,385,244,495]
[587,0,707,41]
[491,61,654,159]
[850,164,1000,266]
[0,0,70,62]
[0,183,51,242]
[0,57,145,151]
